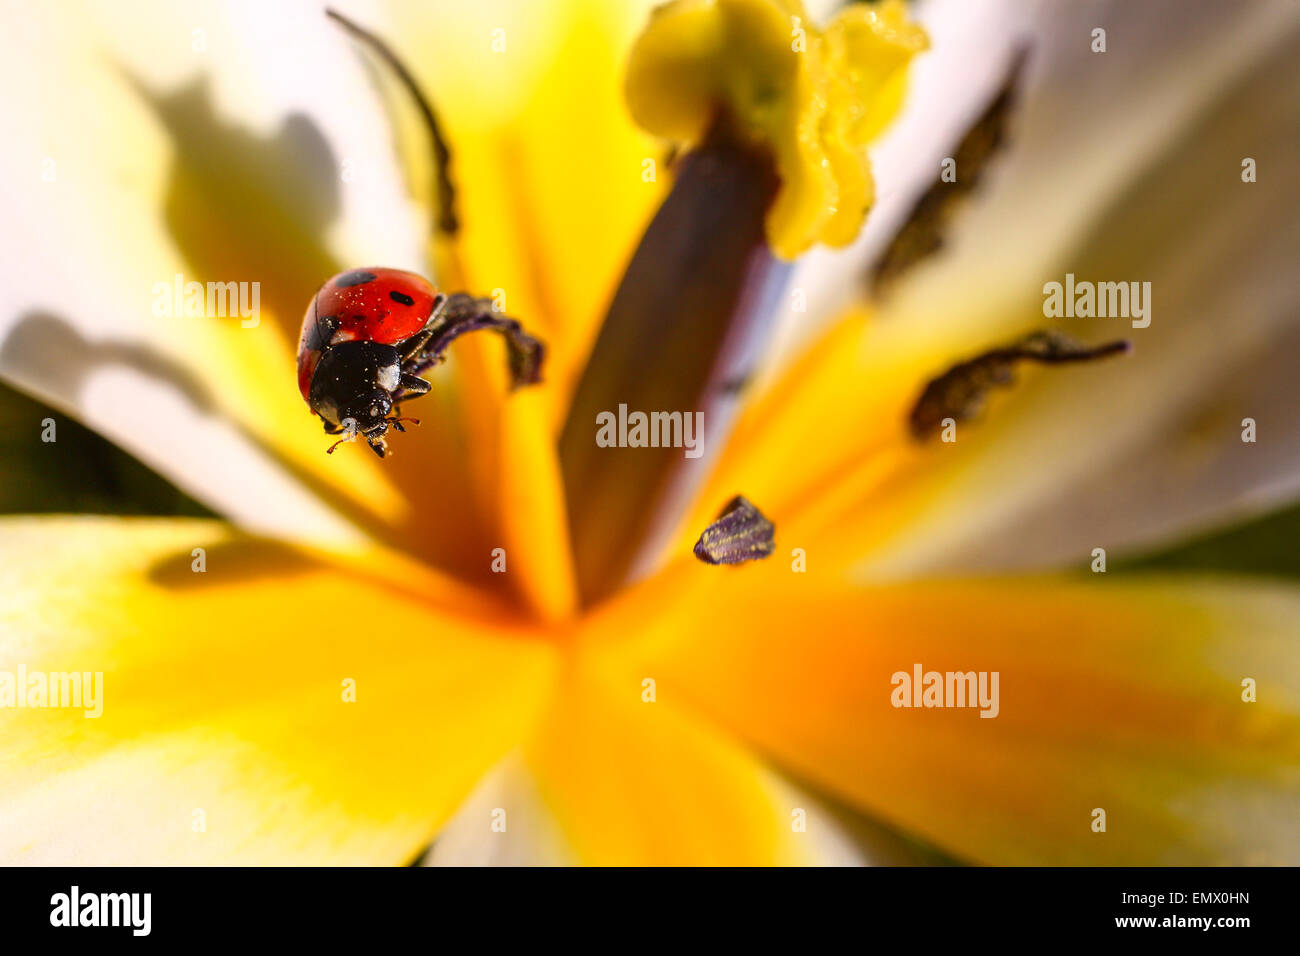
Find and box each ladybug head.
[308,341,403,453]
[339,388,394,439]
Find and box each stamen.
[624,0,928,259]
[326,8,459,237]
[408,293,545,390]
[909,330,1130,440]
[872,48,1028,298]
[560,132,782,602]
[693,495,776,566]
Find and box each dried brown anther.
[871,48,1028,298]
[909,330,1130,439]
[327,8,460,237]
[693,495,776,566]
[411,293,545,390]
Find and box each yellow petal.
[625,0,926,259]
[428,745,872,864]
[519,651,838,865]
[0,517,556,864]
[350,0,669,613]
[607,562,1300,864]
[368,0,664,412]
[448,354,578,620]
[661,296,1033,573]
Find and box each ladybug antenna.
[386,415,421,434]
[325,436,350,455]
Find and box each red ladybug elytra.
[297,267,545,458]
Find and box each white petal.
[854,1,1300,577]
[421,751,578,866]
[889,0,1298,307]
[0,0,423,542]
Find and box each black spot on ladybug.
[389,290,416,307]
[335,270,377,287]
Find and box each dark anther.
[326,8,460,237]
[909,330,1131,440]
[871,47,1029,298]
[408,293,545,390]
[693,495,776,566]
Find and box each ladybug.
[297,267,545,458]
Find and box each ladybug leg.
[394,372,431,400]
[397,328,434,364]
[394,332,436,404]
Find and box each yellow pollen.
[625,0,928,260]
